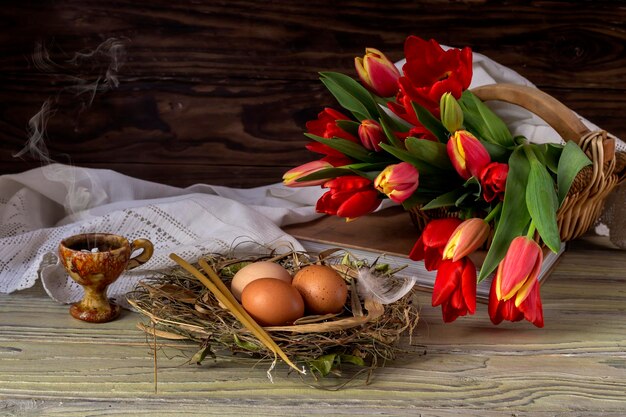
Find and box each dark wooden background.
[1,1,625,188]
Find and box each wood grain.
[0,237,624,415]
[1,1,626,187]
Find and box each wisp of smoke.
[15,37,128,163]
[12,99,55,163]
[14,37,129,217]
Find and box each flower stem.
[526,221,537,239]
[484,202,502,223]
[523,144,538,162]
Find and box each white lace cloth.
[0,166,325,307]
[1,48,624,307]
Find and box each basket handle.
[471,83,591,144]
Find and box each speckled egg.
[230,261,292,301]
[241,278,305,326]
[292,265,348,315]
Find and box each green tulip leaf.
[480,139,511,163]
[320,72,380,121]
[305,134,381,163]
[335,120,361,137]
[459,91,514,147]
[557,141,592,204]
[421,188,465,210]
[462,176,483,202]
[405,137,453,169]
[411,102,449,143]
[545,143,564,174]
[380,117,407,149]
[526,158,561,253]
[531,143,563,174]
[478,147,531,281]
[378,142,443,175]
[380,106,412,132]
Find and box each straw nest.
[127,246,420,383]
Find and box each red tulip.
[479,162,509,203]
[432,258,477,322]
[358,119,386,151]
[374,162,419,203]
[447,130,491,180]
[355,48,401,97]
[397,36,473,116]
[488,272,544,328]
[442,218,490,262]
[409,217,462,271]
[305,108,359,159]
[495,236,543,306]
[316,176,382,221]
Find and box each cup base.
[70,301,121,323]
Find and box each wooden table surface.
[0,237,624,416]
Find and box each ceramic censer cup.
[58,233,154,323]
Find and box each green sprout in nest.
[127,245,420,387]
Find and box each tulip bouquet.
[283,36,592,327]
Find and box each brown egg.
[230,261,292,301]
[292,265,348,315]
[241,278,304,326]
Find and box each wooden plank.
[1,1,626,187]
[0,237,624,414]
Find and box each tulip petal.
[518,282,544,328]
[408,235,425,261]
[450,287,464,310]
[432,260,460,307]
[461,258,477,314]
[422,218,463,248]
[336,190,380,219]
[488,278,503,324]
[441,302,467,323]
[424,246,444,271]
[514,263,540,307]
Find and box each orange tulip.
[495,236,543,307]
[442,218,490,262]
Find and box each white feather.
[356,267,417,304]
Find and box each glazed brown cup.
[58,233,154,323]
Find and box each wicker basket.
[409,83,626,242]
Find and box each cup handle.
[126,239,154,270]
